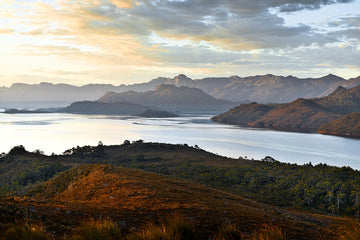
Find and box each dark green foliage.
[170,162,360,217]
[63,143,107,160]
[0,160,70,194]
[15,161,70,186]
[8,145,27,155]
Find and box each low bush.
[4,223,51,240]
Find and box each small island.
[137,109,179,118]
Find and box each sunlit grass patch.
[127,215,203,240]
[71,219,124,240]
[4,222,52,240]
[253,224,286,240]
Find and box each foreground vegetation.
[3,216,360,240]
[2,142,360,218]
[1,156,359,239]
[1,216,287,240]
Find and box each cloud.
[327,15,360,40]
[0,28,14,34]
[81,0,352,51]
[274,0,353,12]
[0,0,359,86]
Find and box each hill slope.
[318,112,360,138]
[249,99,342,132]
[211,102,275,125]
[21,164,354,239]
[314,85,360,114]
[3,141,360,220]
[61,101,149,115]
[213,85,360,133]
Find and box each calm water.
[1,112,360,169]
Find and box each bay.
[0,112,359,169]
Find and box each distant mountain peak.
[320,74,344,81]
[332,85,347,94]
[174,74,190,79]
[39,82,53,86]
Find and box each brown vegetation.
[318,112,360,138]
[213,84,360,134]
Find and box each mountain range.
[213,85,360,134]
[2,73,360,108]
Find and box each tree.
[8,145,27,155]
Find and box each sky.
[0,0,359,86]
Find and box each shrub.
[214,224,242,240]
[253,224,286,240]
[72,219,124,240]
[4,223,51,240]
[8,145,27,155]
[127,215,202,240]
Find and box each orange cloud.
[110,0,135,8]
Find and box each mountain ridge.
[2,73,360,108]
[213,84,360,133]
[98,84,237,113]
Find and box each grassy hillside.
[1,164,357,239]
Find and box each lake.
[1,112,360,169]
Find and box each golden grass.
[4,223,52,240]
[71,219,124,240]
[253,224,286,240]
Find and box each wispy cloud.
[0,0,359,86]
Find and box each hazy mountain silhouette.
[61,101,150,115]
[98,84,237,113]
[2,74,360,108]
